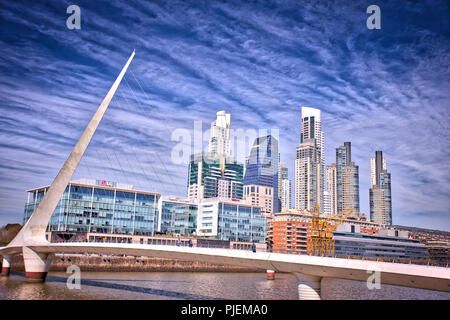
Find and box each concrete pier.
[294,272,322,300]
[23,247,54,282]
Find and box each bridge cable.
[126,72,185,195]
[115,89,168,195]
[122,75,181,194]
[119,90,165,195]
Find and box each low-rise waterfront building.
[158,196,197,235]
[196,198,267,243]
[24,179,160,236]
[333,224,428,262]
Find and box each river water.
[0,272,449,300]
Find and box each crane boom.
[307,205,355,257]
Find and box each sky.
[0,0,449,231]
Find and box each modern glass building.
[197,199,267,243]
[187,152,244,200]
[334,231,428,261]
[23,179,160,236]
[335,142,360,213]
[158,196,197,235]
[244,135,279,212]
[369,151,392,225]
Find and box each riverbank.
[6,254,265,273]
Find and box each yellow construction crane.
[307,204,354,257]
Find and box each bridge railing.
[50,237,448,267]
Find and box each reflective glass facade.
[188,152,244,200]
[217,203,266,243]
[334,232,427,261]
[160,199,197,235]
[244,135,279,212]
[24,183,159,236]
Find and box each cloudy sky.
[0,0,449,231]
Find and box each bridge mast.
[3,50,135,281]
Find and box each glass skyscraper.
[187,152,244,200]
[243,135,279,212]
[369,151,392,225]
[335,142,360,213]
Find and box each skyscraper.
[187,152,244,201]
[369,151,392,225]
[335,142,360,213]
[244,135,279,212]
[278,163,291,210]
[295,107,324,212]
[281,179,292,210]
[208,110,231,157]
[370,155,386,188]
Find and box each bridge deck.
[2,242,449,292]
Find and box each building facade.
[326,164,337,215]
[24,179,160,236]
[323,190,332,216]
[158,196,197,235]
[243,185,274,215]
[208,110,231,157]
[295,140,321,211]
[196,198,267,243]
[332,142,360,214]
[244,135,279,212]
[281,178,292,210]
[333,229,428,262]
[187,152,244,201]
[295,107,324,213]
[369,151,392,225]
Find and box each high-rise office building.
[295,107,324,212]
[208,110,231,157]
[295,140,321,211]
[370,156,386,188]
[369,151,392,225]
[281,177,292,210]
[335,142,360,213]
[277,153,282,209]
[278,163,291,210]
[187,152,244,201]
[244,135,279,212]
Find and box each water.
[0,272,449,300]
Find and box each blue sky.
[0,0,449,231]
